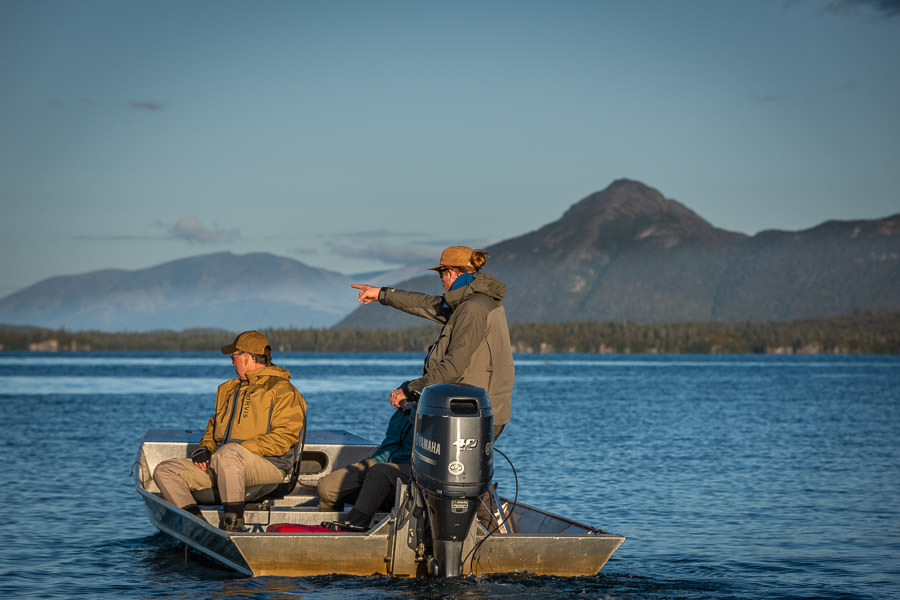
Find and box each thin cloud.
[168,217,243,244]
[288,246,318,257]
[325,230,497,247]
[324,229,434,241]
[431,236,503,251]
[75,233,157,241]
[127,100,165,111]
[75,218,242,245]
[327,240,439,265]
[822,0,900,18]
[326,236,502,266]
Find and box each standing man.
[352,246,514,440]
[153,330,306,532]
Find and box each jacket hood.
[245,364,292,383]
[444,272,506,309]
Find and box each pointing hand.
[351,284,381,304]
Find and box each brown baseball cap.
[428,245,474,271]
[221,330,270,355]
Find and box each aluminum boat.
[135,426,624,577]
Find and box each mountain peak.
[566,178,674,222]
[563,179,707,231]
[523,179,744,257]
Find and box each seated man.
[317,399,415,531]
[153,331,306,532]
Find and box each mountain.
[0,252,353,331]
[3,180,897,333]
[350,262,434,288]
[335,179,900,329]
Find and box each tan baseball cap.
[428,245,474,271]
[221,330,270,355]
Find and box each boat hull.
[136,429,624,577]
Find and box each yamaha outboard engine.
[411,383,493,577]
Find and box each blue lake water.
[1,352,898,599]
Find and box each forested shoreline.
[2,310,898,354]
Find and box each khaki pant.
[153,443,285,508]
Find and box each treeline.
[2,310,898,354]
[508,310,900,354]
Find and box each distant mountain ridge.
[335,179,900,329]
[0,252,352,331]
[2,179,897,332]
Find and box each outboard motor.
[411,383,493,577]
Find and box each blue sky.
[1,0,898,296]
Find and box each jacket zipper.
[222,388,242,444]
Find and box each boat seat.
[191,455,329,507]
[193,456,331,507]
[192,483,282,506]
[194,426,308,507]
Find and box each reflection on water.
[1,351,898,600]
[1,374,403,395]
[0,353,426,368]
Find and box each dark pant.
[316,457,377,511]
[351,462,411,519]
[317,459,411,516]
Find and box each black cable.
[464,447,518,577]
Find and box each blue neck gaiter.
[443,272,475,309]
[449,272,475,292]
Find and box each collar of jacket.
[442,272,505,310]
[244,364,292,384]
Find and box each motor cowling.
[411,383,493,577]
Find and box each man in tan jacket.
[153,331,306,531]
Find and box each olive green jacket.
[198,365,307,473]
[380,272,514,426]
